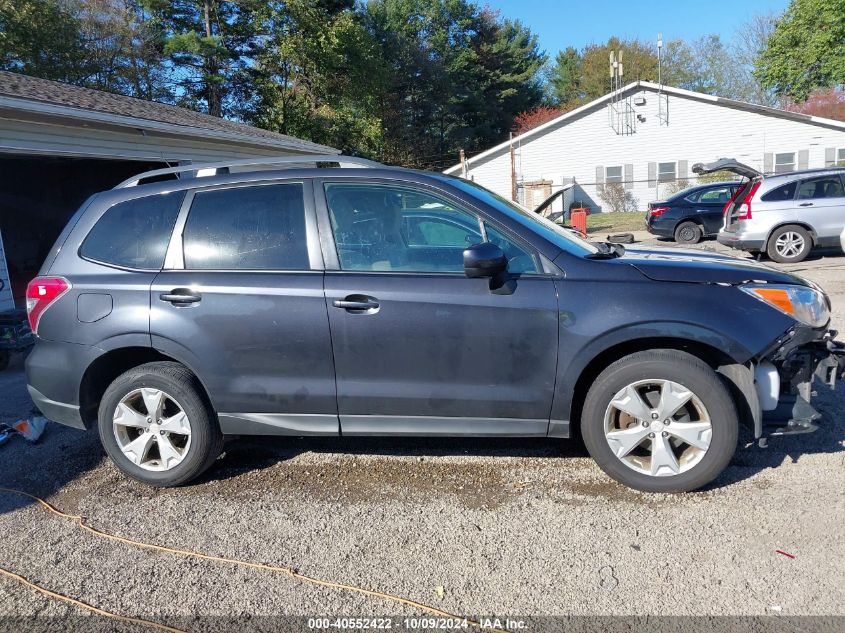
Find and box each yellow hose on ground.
[0,487,496,632]
[0,565,187,632]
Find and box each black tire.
[607,233,635,244]
[580,350,738,493]
[0,351,9,372]
[674,221,702,244]
[767,225,812,263]
[98,362,223,487]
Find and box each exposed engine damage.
[723,327,845,446]
[762,333,845,441]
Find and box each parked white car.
[694,159,845,263]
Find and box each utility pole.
[509,133,517,202]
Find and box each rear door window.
[182,184,309,270]
[698,186,735,204]
[80,191,184,269]
[797,175,845,200]
[761,182,797,202]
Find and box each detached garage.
[0,70,337,308]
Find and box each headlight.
[740,283,830,328]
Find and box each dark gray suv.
[24,157,845,492]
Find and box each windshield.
[437,176,599,256]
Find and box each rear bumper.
[717,232,765,251]
[25,338,94,430]
[27,384,85,429]
[645,216,674,238]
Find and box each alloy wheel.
[603,379,712,477]
[775,231,805,258]
[113,388,192,471]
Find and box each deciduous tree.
[756,0,845,101]
[0,0,87,82]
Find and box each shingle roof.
[0,70,337,154]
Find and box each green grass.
[585,211,646,234]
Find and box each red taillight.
[26,276,70,335]
[734,181,761,221]
[649,206,669,217]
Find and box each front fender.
[549,321,754,433]
[548,276,794,434]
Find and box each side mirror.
[463,242,507,278]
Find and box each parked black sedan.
[646,182,741,244]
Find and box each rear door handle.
[160,289,202,304]
[332,296,379,311]
[799,202,813,207]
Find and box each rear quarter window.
[80,191,184,269]
[761,181,797,202]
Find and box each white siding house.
[444,81,845,214]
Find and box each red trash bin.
[570,207,589,236]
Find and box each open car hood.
[620,246,810,286]
[691,158,761,180]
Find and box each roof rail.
[114,154,385,188]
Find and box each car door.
[150,180,339,436]
[695,185,737,234]
[317,179,559,436]
[795,174,845,244]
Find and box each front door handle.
[799,202,813,207]
[160,289,202,304]
[332,295,379,311]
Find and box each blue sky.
[488,0,790,56]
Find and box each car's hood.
[620,246,810,286]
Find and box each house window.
[658,162,676,183]
[826,149,845,167]
[605,166,623,184]
[774,152,795,174]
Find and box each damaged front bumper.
[756,327,845,444]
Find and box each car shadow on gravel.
[0,425,106,516]
[191,435,594,508]
[207,434,589,480]
[1,356,108,517]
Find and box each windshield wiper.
[586,241,625,259]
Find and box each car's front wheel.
[581,350,738,492]
[98,362,223,487]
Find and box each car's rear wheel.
[674,221,702,245]
[767,225,812,263]
[580,350,738,492]
[98,362,223,487]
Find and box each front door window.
[324,182,540,274]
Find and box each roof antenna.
[657,33,663,91]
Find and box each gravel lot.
[1,234,844,632]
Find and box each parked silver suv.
[694,159,845,263]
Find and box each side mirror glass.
[463,242,507,279]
